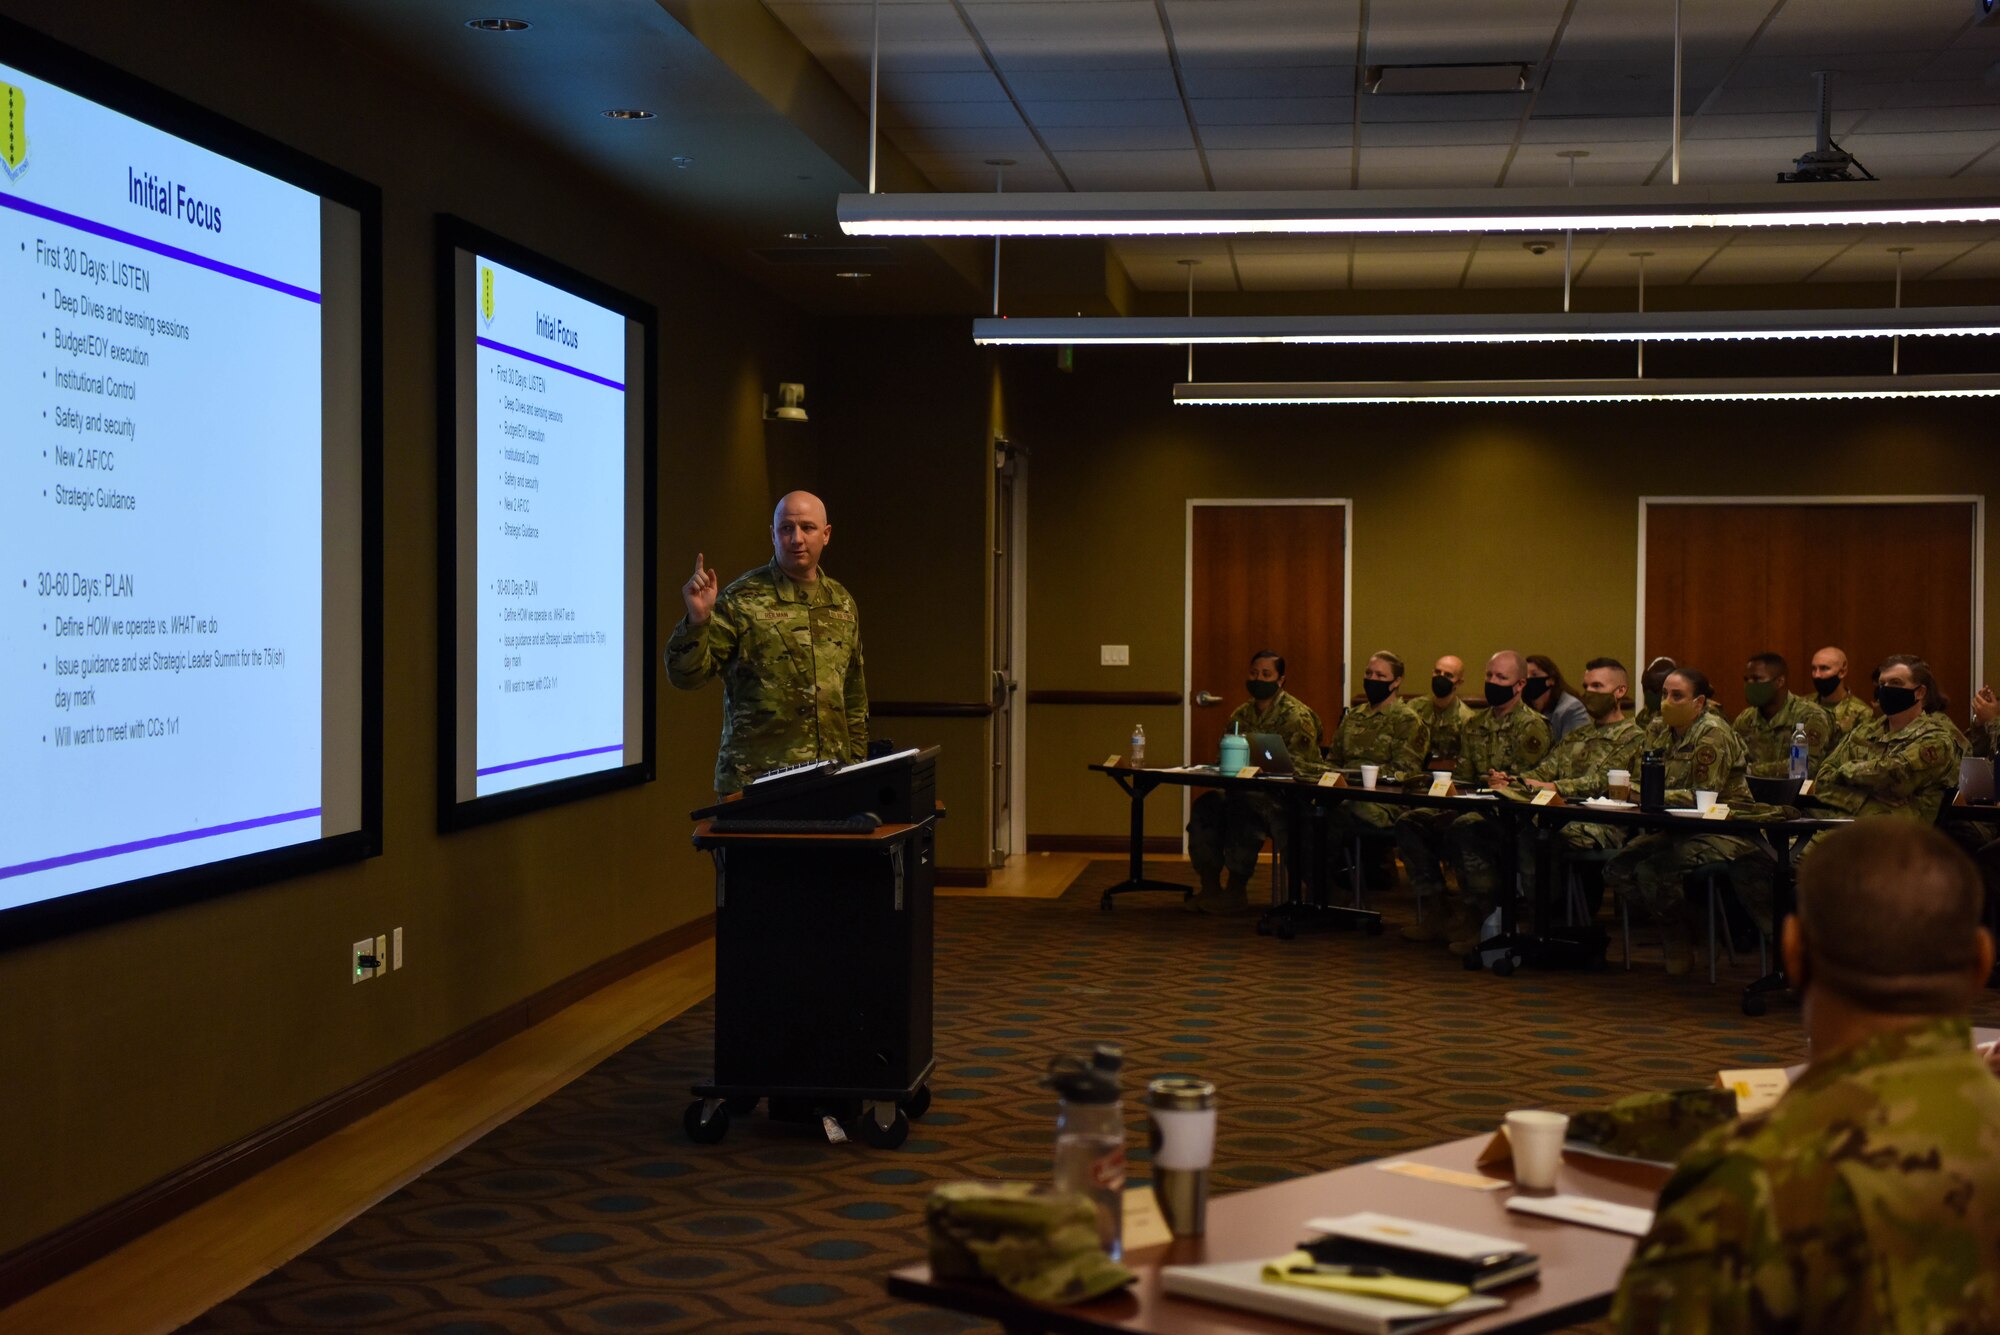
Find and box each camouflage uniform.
[1732,692,1833,779]
[665,561,867,794]
[1392,703,1550,925]
[1820,691,1873,748]
[1188,691,1324,882]
[1603,711,1767,923]
[1454,716,1643,907]
[1611,1016,2000,1333]
[1411,696,1475,771]
[1965,716,1996,758]
[1325,698,1430,842]
[1804,710,1965,843]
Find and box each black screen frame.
[434,215,659,832]
[0,15,384,951]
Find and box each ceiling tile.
[1180,66,1356,99]
[1002,67,1183,100]
[1058,148,1210,190]
[1690,243,1849,285]
[1199,122,1354,150]
[1038,122,1197,151]
[1355,143,1510,188]
[1017,96,1188,128]
[1192,97,1354,125]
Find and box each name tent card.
[1530,789,1560,807]
[1428,777,1456,798]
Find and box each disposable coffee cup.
[1505,1109,1568,1191]
[1606,769,1631,801]
[1695,789,1719,812]
[1359,764,1380,790]
[1431,770,1452,788]
[1146,1077,1217,1237]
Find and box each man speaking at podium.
[667,491,869,795]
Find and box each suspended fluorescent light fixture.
[972,307,2000,346]
[841,179,2000,238]
[1173,374,2000,405]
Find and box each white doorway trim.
[1635,493,1985,692]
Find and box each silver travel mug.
[1146,1077,1217,1236]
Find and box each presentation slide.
[0,28,374,937]
[441,222,654,825]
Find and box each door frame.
[1636,493,1986,692]
[1003,446,1029,858]
[1184,499,1353,844]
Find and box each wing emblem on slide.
[480,265,496,327]
[1,81,27,181]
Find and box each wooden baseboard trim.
[1027,834,1180,854]
[934,866,993,887]
[0,912,717,1308]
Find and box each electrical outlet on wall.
[1100,644,1130,666]
[352,938,378,983]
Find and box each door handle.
[1194,691,1222,707]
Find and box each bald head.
[1793,820,1991,1015]
[1487,651,1523,683]
[771,490,831,582]
[1810,646,1850,701]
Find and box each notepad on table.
[1161,1260,1506,1334]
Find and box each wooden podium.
[683,747,939,1148]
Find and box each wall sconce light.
[763,382,808,422]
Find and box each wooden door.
[1644,501,1977,717]
[1189,503,1346,767]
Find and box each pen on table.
[1289,1263,1391,1278]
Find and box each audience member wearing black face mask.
[1524,653,1589,746]
[1804,654,1966,843]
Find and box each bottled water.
[1789,724,1809,781]
[1130,724,1146,767]
[1046,1045,1127,1259]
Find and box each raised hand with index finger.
[682,552,719,625]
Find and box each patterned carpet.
[184,862,2000,1333]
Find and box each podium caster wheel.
[683,1100,729,1144]
[899,1084,932,1121]
[857,1107,910,1150]
[1742,995,1767,1017]
[723,1095,760,1115]
[1274,920,1297,941]
[1490,956,1516,978]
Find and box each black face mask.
[1876,684,1918,715]
[1520,677,1552,705]
[1430,674,1455,699]
[1643,689,1663,715]
[1811,675,1840,698]
[1246,678,1280,702]
[1363,678,1396,706]
[1484,680,1517,709]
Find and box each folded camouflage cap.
[926,1181,1136,1304]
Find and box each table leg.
[1257,788,1382,939]
[1742,828,1797,1016]
[1469,809,1600,974]
[1099,773,1194,910]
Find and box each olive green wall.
[0,2,814,1255]
[1010,346,2000,841]
[810,320,997,871]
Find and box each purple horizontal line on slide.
[476,743,623,778]
[0,806,322,881]
[476,335,625,392]
[0,188,321,303]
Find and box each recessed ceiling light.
[782,232,818,241]
[671,154,694,166]
[835,271,872,280]
[600,108,656,121]
[464,17,531,32]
